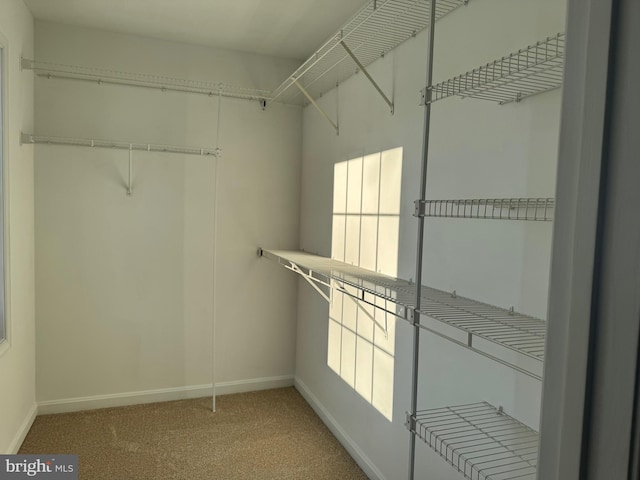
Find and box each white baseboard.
[38,384,213,415]
[294,377,386,480]
[37,375,295,415]
[215,375,294,396]
[8,403,37,454]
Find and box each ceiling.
[24,0,370,61]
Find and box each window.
[328,148,402,420]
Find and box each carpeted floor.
[19,387,368,480]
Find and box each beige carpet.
[19,387,368,480]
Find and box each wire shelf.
[21,133,221,157]
[420,198,554,221]
[22,59,271,102]
[425,33,565,105]
[410,402,538,480]
[268,0,466,106]
[260,249,545,377]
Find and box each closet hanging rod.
[21,133,221,157]
[21,58,272,104]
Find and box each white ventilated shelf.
[21,133,220,157]
[22,58,271,102]
[268,0,467,106]
[260,249,545,378]
[410,402,538,480]
[419,198,554,221]
[424,33,565,105]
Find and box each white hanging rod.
[21,58,272,104]
[21,133,221,157]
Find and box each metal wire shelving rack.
[268,0,467,107]
[422,33,565,105]
[21,58,271,102]
[417,198,554,221]
[409,402,538,480]
[21,133,221,157]
[259,249,545,379]
[22,133,221,197]
[260,2,562,479]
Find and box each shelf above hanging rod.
[21,133,221,157]
[259,249,545,379]
[268,0,467,107]
[408,402,538,480]
[422,33,565,105]
[21,58,272,103]
[415,197,554,221]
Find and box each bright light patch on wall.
[328,148,402,421]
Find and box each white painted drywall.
[294,0,566,478]
[0,0,36,454]
[34,22,301,405]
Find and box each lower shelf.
[410,402,538,480]
[260,249,545,379]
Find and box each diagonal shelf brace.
[337,284,389,337]
[293,80,339,135]
[287,262,332,303]
[340,41,394,114]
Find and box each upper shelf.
[268,0,467,107]
[260,249,545,379]
[423,33,565,105]
[21,58,271,102]
[417,198,554,221]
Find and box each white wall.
[33,22,302,408]
[0,0,36,454]
[294,0,566,478]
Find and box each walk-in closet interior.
[2,0,637,478]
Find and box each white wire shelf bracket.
[259,249,545,379]
[268,0,467,108]
[21,58,271,103]
[414,198,554,221]
[422,33,565,105]
[408,402,538,480]
[21,133,221,157]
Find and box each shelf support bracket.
[340,41,394,114]
[405,412,417,433]
[337,285,389,336]
[289,261,331,303]
[293,80,339,135]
